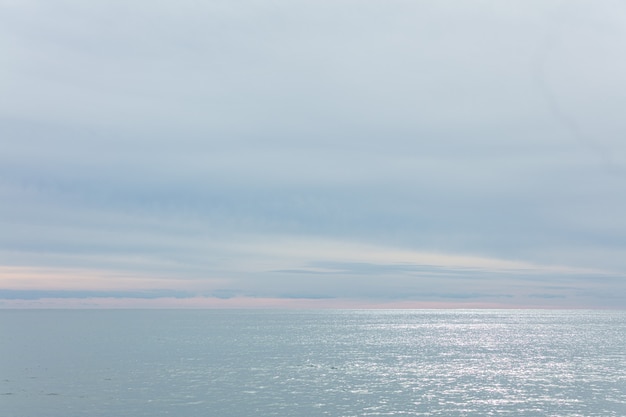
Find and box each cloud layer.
[1,0,626,308]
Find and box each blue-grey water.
[1,309,624,416]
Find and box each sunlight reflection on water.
[1,310,624,416]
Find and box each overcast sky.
[1,0,625,308]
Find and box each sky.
[1,0,626,308]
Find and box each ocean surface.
[1,309,624,417]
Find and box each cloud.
[0,289,192,300]
[1,1,626,308]
[5,236,622,308]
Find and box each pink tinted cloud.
[0,296,566,309]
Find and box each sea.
[1,309,624,417]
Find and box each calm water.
[1,310,624,416]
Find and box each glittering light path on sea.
[1,310,624,416]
